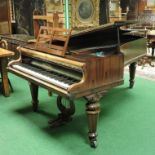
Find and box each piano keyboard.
[12,63,77,89]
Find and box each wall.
[14,0,45,35]
[13,0,110,34]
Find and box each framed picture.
[71,0,99,29]
[45,0,63,13]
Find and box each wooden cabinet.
[0,0,15,34]
[0,0,11,34]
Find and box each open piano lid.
[68,21,136,52]
[22,21,136,56]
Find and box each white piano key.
[12,64,70,89]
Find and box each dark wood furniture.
[0,34,34,59]
[0,0,11,34]
[0,0,15,34]
[0,48,14,96]
[7,22,146,148]
[0,35,33,93]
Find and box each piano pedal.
[48,113,72,127]
[57,95,75,116]
[48,96,75,127]
[48,90,52,96]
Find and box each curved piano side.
[68,52,124,98]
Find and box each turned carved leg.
[129,62,136,88]
[29,82,39,112]
[85,94,101,148]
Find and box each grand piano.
[7,22,146,148]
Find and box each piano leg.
[86,95,101,148]
[29,82,39,112]
[129,62,137,88]
[152,47,155,57]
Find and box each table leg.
[0,58,10,96]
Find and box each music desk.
[0,48,14,96]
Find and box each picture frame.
[44,0,63,13]
[71,0,99,29]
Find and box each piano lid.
[20,21,137,55]
[68,21,136,52]
[71,21,136,37]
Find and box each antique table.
[0,48,14,96]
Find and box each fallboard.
[18,47,85,72]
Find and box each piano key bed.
[12,63,78,90]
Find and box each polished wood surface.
[0,48,14,58]
[121,38,147,88]
[0,48,14,96]
[0,34,34,59]
[11,45,124,98]
[8,46,124,148]
[121,38,146,65]
[35,27,72,57]
[17,47,85,69]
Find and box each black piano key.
[17,63,79,85]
